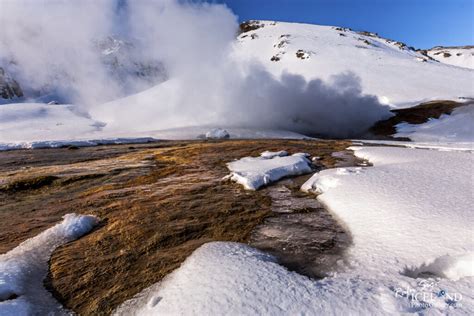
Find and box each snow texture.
[0,214,98,315]
[395,105,474,142]
[118,146,473,315]
[426,46,474,70]
[0,103,104,143]
[226,151,312,190]
[234,21,474,106]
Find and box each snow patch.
[226,151,312,190]
[0,214,98,315]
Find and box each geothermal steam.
[0,0,391,138]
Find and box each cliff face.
[0,67,23,99]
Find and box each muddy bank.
[0,139,353,315]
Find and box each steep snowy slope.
[425,46,474,70]
[233,21,473,106]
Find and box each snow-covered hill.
[425,46,474,69]
[233,21,473,106]
[1,20,473,145]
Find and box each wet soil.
[0,139,354,315]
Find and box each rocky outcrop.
[0,67,23,99]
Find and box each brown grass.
[0,139,350,315]
[370,100,470,139]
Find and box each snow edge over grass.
[0,213,99,315]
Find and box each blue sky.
[216,0,473,49]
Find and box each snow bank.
[114,242,386,316]
[395,105,474,142]
[226,151,312,190]
[0,214,98,315]
[356,139,474,152]
[0,137,157,151]
[304,146,473,270]
[119,146,473,315]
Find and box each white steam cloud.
[0,0,391,138]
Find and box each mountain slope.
[425,46,474,69]
[233,21,473,106]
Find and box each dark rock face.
[239,20,264,34]
[0,67,23,99]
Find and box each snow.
[0,103,104,143]
[0,137,157,151]
[357,139,474,152]
[226,151,313,190]
[118,145,473,315]
[234,21,474,106]
[204,128,229,139]
[427,47,474,70]
[395,105,474,142]
[1,21,473,145]
[259,150,288,159]
[0,213,98,315]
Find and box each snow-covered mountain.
[233,21,473,106]
[425,46,474,69]
[0,36,166,103]
[1,20,473,145]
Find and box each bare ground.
[369,100,470,140]
[0,139,352,315]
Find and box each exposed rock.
[296,50,311,59]
[0,67,23,99]
[239,20,265,34]
[271,55,281,62]
[357,30,378,37]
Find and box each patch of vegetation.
[1,140,350,315]
[0,175,59,192]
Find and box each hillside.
[425,45,474,69]
[234,21,473,106]
[1,20,473,145]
